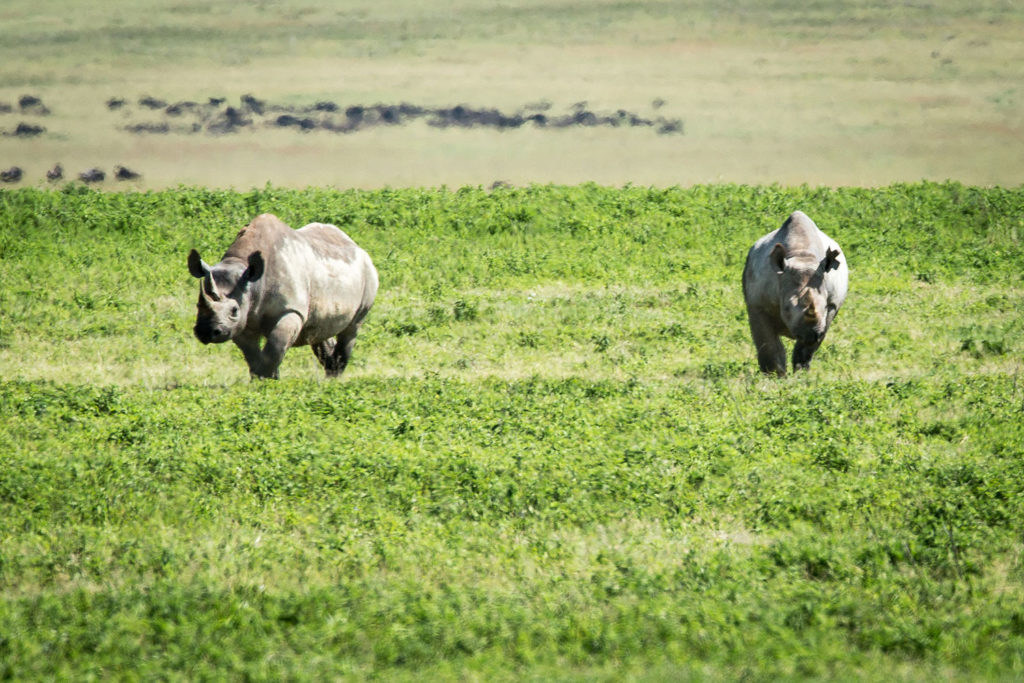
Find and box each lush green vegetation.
[1,183,1023,679]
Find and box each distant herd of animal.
[0,164,141,185]
[188,211,848,379]
[1,94,143,184]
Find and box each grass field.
[2,1,1024,679]
[2,0,1023,188]
[1,183,1023,679]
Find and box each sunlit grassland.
[1,0,1023,188]
[2,183,1021,386]
[1,183,1024,678]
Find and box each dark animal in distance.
[14,123,45,137]
[78,168,105,183]
[188,213,378,380]
[47,164,64,182]
[117,94,685,137]
[18,95,49,115]
[139,96,167,109]
[114,165,141,180]
[742,211,849,375]
[0,167,23,183]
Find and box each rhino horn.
[202,273,222,301]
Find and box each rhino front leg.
[792,338,821,372]
[252,312,303,379]
[236,313,302,379]
[234,332,267,379]
[825,303,839,329]
[747,309,787,376]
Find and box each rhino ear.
[770,243,787,274]
[188,249,209,279]
[824,247,841,272]
[244,251,265,283]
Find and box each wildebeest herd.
[1,94,145,184]
[0,164,142,185]
[188,211,846,379]
[115,94,684,136]
[0,95,48,140]
[3,92,681,185]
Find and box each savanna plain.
[2,1,1024,681]
[3,183,1024,680]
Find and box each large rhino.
[188,213,378,379]
[742,211,848,375]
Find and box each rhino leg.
[791,307,836,372]
[747,309,787,376]
[313,320,363,377]
[333,322,363,375]
[236,313,302,379]
[257,313,303,379]
[311,338,337,373]
[234,332,268,379]
[792,339,821,372]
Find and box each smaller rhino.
[188,213,378,380]
[742,211,848,375]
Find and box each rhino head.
[770,243,842,360]
[188,249,264,344]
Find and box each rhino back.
[775,210,828,259]
[222,213,291,262]
[743,211,846,308]
[781,212,849,308]
[749,210,843,301]
[289,223,377,345]
[743,227,782,310]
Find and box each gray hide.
[188,213,378,379]
[741,211,848,375]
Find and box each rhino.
[188,213,378,379]
[742,211,848,375]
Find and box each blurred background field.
[1,0,1023,189]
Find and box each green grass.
[3,375,1023,679]
[1,183,1023,679]
[2,182,1023,384]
